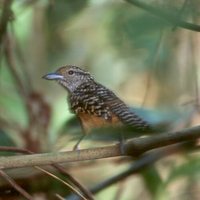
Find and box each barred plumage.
[69,78,151,132]
[43,65,152,134]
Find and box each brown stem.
[0,125,199,169]
[0,169,33,200]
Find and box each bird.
[43,65,152,149]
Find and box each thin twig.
[35,166,88,200]
[172,0,189,30]
[125,0,200,32]
[0,146,32,154]
[55,193,66,200]
[0,125,199,169]
[54,164,94,200]
[0,169,33,200]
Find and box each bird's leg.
[118,128,125,155]
[73,135,85,151]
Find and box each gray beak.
[42,73,64,80]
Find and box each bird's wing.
[71,82,151,131]
[96,84,152,131]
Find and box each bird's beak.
[42,72,64,81]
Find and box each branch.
[90,149,166,194]
[0,125,200,169]
[67,143,193,199]
[35,166,88,200]
[90,143,192,194]
[67,147,172,199]
[125,0,200,32]
[0,146,94,200]
[0,169,33,200]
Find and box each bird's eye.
[68,70,74,75]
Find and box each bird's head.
[43,65,93,92]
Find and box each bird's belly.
[78,113,121,134]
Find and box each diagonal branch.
[0,146,94,200]
[0,125,199,169]
[53,164,94,200]
[0,169,33,200]
[90,142,193,194]
[125,0,200,32]
[66,142,196,199]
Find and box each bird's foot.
[119,139,125,155]
[73,143,80,151]
[72,135,85,151]
[119,132,125,155]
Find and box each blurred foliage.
[46,0,88,60]
[108,5,168,62]
[0,0,200,199]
